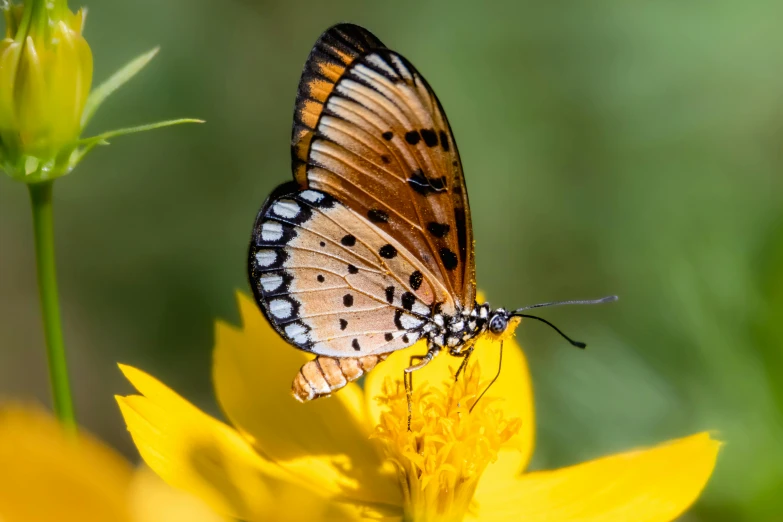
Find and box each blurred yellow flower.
[117,292,720,522]
[0,403,225,522]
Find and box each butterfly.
[248,23,616,408]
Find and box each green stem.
[28,181,76,433]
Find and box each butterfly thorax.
[421,302,494,355]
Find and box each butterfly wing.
[292,24,475,313]
[292,24,385,185]
[249,24,475,361]
[249,187,440,356]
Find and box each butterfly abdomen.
[292,354,389,402]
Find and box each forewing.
[249,187,440,357]
[294,25,475,312]
[292,24,385,185]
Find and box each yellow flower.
[0,403,225,522]
[0,0,91,177]
[117,292,720,522]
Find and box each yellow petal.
[472,432,720,522]
[128,464,364,522]
[0,403,134,522]
[117,364,313,522]
[128,467,228,522]
[212,292,399,505]
[472,448,527,494]
[365,318,535,469]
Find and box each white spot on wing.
[272,200,300,219]
[269,299,293,319]
[285,323,309,345]
[412,302,430,317]
[255,250,276,267]
[261,221,283,242]
[299,190,324,203]
[260,273,284,293]
[399,313,424,330]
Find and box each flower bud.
[0,1,92,180]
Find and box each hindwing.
[249,186,443,356]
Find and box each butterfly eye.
[488,314,507,335]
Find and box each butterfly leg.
[453,346,475,382]
[404,344,441,431]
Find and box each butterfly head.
[484,308,521,342]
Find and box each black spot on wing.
[409,270,423,290]
[420,128,438,147]
[341,234,356,246]
[427,222,450,238]
[401,291,416,311]
[385,286,395,304]
[382,131,393,140]
[381,155,391,164]
[394,310,404,330]
[405,130,420,145]
[347,264,359,274]
[439,130,450,152]
[384,333,394,342]
[340,319,348,330]
[368,208,389,223]
[379,244,397,259]
[352,339,361,351]
[408,170,446,196]
[439,248,458,270]
[343,294,354,307]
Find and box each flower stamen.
[372,361,522,522]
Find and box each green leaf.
[70,118,204,168]
[81,47,160,129]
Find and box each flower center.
[372,361,522,522]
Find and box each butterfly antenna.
[514,314,587,348]
[512,295,618,313]
[470,341,503,414]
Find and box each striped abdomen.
[292,354,389,402]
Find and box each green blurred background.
[1,0,782,519]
